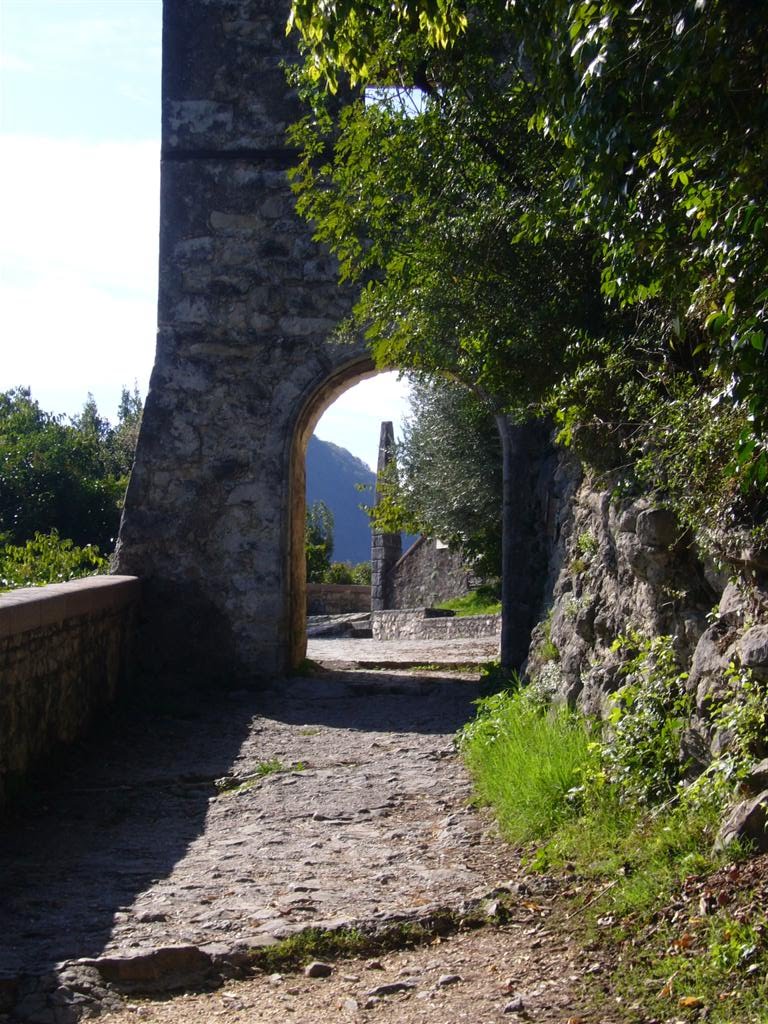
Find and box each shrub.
[322,561,371,584]
[0,530,107,590]
[350,561,371,585]
[596,632,694,805]
[324,561,354,584]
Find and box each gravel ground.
[98,919,615,1024]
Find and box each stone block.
[718,582,748,625]
[737,625,768,674]
[635,508,678,548]
[714,790,768,853]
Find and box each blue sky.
[0,0,408,470]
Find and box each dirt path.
[1,655,614,1023]
[99,917,606,1024]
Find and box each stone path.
[1,643,612,1024]
[307,636,500,669]
[1,664,518,1021]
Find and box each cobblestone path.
[2,645,612,1024]
[1,661,523,1021]
[306,635,499,669]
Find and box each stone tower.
[370,422,403,611]
[114,0,373,682]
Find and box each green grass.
[457,683,768,1022]
[248,912,488,974]
[617,912,768,1024]
[458,688,593,842]
[216,759,306,795]
[436,587,501,617]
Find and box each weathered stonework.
[371,422,402,611]
[306,583,371,615]
[372,608,501,642]
[524,452,768,748]
[114,0,372,681]
[388,536,473,609]
[0,577,139,808]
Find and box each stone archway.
[114,0,371,682]
[288,355,380,669]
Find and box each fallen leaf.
[678,995,704,1008]
[672,932,695,950]
[659,971,679,998]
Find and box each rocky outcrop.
[525,452,768,742]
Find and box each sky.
[0,0,410,471]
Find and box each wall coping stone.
[307,583,370,596]
[373,607,455,619]
[0,576,141,640]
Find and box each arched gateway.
[114,0,373,681]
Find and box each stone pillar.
[371,422,402,611]
[114,0,365,683]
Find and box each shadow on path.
[259,671,481,735]
[0,671,482,990]
[0,691,256,981]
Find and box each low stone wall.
[307,583,371,615]
[372,608,502,642]
[0,575,140,808]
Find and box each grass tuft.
[458,688,593,843]
[457,668,768,1022]
[436,586,501,617]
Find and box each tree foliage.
[305,499,335,582]
[288,0,768,543]
[372,377,503,576]
[0,387,142,553]
[0,530,107,591]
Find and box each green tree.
[0,388,125,551]
[287,0,768,653]
[305,499,335,582]
[288,0,768,469]
[112,383,143,477]
[289,15,602,666]
[374,376,503,578]
[0,387,144,558]
[0,530,107,591]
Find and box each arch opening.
[287,358,409,668]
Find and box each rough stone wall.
[524,453,768,742]
[0,577,139,808]
[389,537,473,609]
[114,0,368,681]
[307,583,370,615]
[372,608,501,641]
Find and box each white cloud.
[0,52,33,73]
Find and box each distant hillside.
[306,436,376,564]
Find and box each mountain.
[306,436,376,564]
